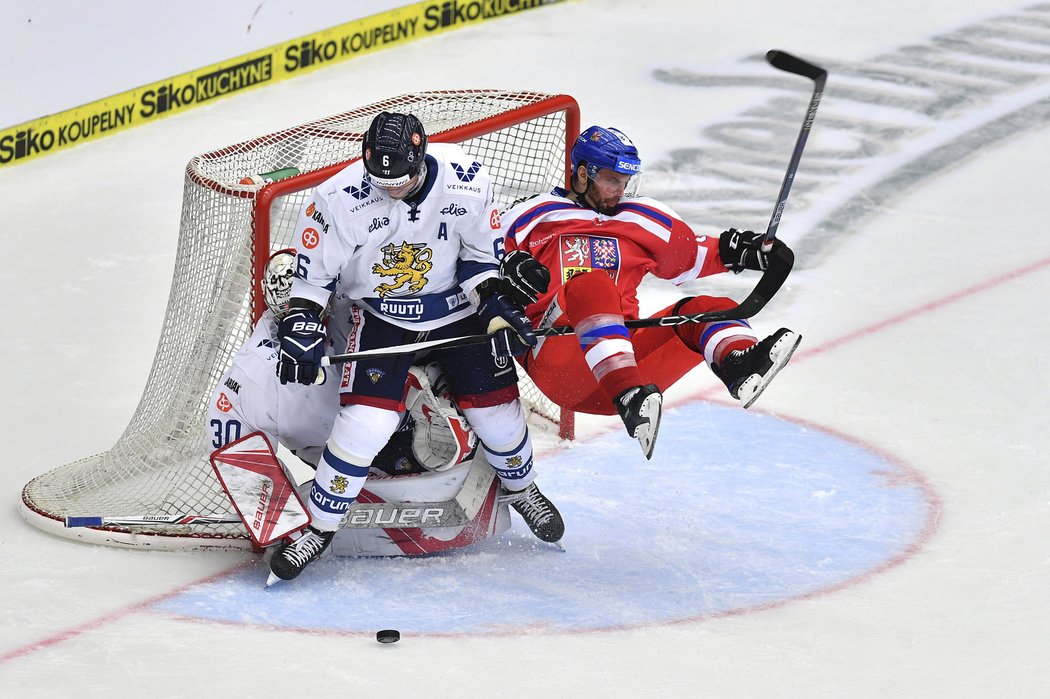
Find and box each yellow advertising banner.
[0,0,564,168]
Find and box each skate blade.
[633,392,663,460]
[739,332,802,409]
[265,571,284,588]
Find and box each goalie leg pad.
[209,432,311,547]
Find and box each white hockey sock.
[308,446,369,531]
[307,404,401,530]
[463,402,535,491]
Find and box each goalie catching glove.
[470,278,537,359]
[499,250,550,306]
[276,303,326,385]
[719,228,785,273]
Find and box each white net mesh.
[21,90,578,549]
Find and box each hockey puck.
[376,629,401,644]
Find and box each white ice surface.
[2,1,1049,696]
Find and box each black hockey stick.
[323,333,495,365]
[661,51,824,325]
[611,51,825,328]
[665,50,826,323]
[321,264,794,365]
[322,309,768,364]
[762,49,827,248]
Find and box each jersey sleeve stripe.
[667,242,710,285]
[507,201,579,243]
[617,202,674,230]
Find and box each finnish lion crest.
[330,475,349,495]
[372,241,433,297]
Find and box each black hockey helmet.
[362,112,428,188]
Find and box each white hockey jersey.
[290,142,504,331]
[206,309,340,465]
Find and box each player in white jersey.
[268,112,564,585]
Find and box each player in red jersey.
[500,125,801,459]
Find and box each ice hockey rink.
[2,1,1048,695]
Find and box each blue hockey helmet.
[570,125,642,180]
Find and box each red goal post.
[20,90,578,550]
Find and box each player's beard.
[584,183,621,215]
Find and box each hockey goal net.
[20,90,580,550]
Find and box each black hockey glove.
[473,279,537,359]
[499,250,550,306]
[276,304,326,385]
[719,228,783,273]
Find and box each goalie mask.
[363,112,428,191]
[262,248,297,320]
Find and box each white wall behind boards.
[0,0,406,126]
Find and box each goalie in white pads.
[207,249,507,559]
[270,112,564,585]
[208,248,340,468]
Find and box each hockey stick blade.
[765,50,828,83]
[761,49,826,252]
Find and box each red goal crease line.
[0,561,257,666]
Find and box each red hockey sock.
[563,272,644,399]
[671,296,758,366]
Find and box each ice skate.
[713,328,801,409]
[615,383,663,460]
[266,525,335,586]
[500,482,565,544]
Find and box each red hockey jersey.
[502,190,727,322]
